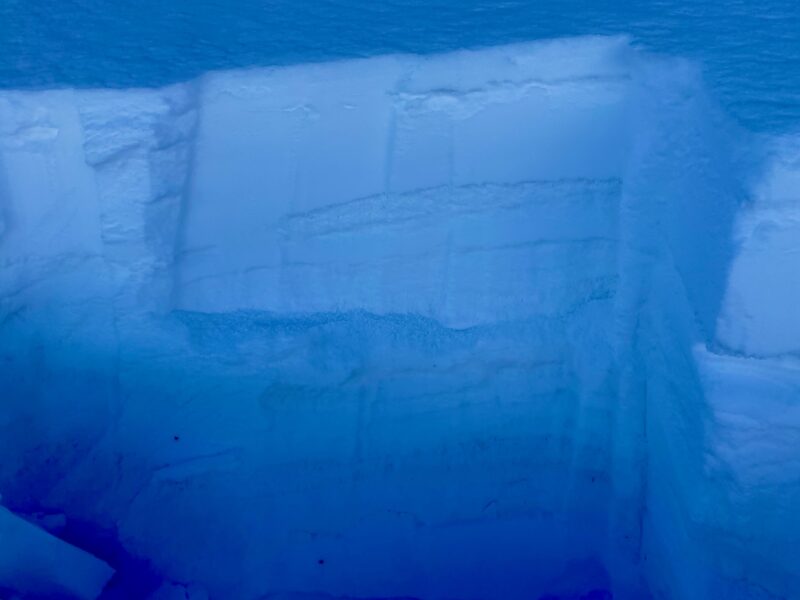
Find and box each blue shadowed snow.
[1,4,800,600]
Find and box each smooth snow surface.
[0,28,798,600]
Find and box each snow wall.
[0,36,798,600]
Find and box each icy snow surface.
[0,16,798,600]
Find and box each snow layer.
[0,36,797,600]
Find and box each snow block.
[0,505,113,599]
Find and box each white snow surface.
[0,36,798,600]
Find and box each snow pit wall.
[0,36,797,600]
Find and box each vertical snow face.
[716,136,800,357]
[620,57,800,600]
[0,84,200,518]
[0,35,796,600]
[0,83,198,314]
[174,38,629,327]
[77,84,199,312]
[693,349,800,600]
[0,37,638,600]
[669,135,800,600]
